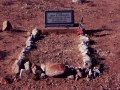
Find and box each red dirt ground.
[0,0,120,90]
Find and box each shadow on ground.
[85,29,110,37]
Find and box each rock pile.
[12,28,43,79]
[78,34,100,80]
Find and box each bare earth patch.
[0,0,120,90]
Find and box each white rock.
[31,63,37,74]
[40,73,46,79]
[88,69,93,77]
[78,44,88,53]
[31,28,39,39]
[26,36,33,47]
[83,55,92,68]
[83,55,91,62]
[67,75,75,80]
[79,43,88,49]
[18,52,26,60]
[12,60,22,74]
[93,67,100,77]
[21,48,27,54]
[79,35,89,43]
[20,47,30,54]
[72,0,81,3]
[45,62,66,77]
[20,69,29,79]
[78,41,88,47]
[25,46,31,51]
[81,50,90,56]
[76,68,82,78]
[80,39,89,44]
[24,61,30,71]
[41,64,45,71]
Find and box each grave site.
[0,0,120,90]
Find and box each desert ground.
[0,0,120,90]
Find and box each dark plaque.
[45,10,74,27]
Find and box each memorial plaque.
[45,10,74,27]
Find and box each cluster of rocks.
[10,27,85,80]
[11,30,100,81]
[78,34,100,80]
[1,20,100,82]
[1,20,101,82]
[12,28,43,80]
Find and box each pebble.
[75,74,80,80]
[41,64,45,71]
[40,73,46,79]
[31,63,42,75]
[67,75,75,80]
[2,20,12,31]
[31,28,40,39]
[26,36,34,47]
[18,52,26,60]
[20,69,29,79]
[12,60,21,74]
[27,31,31,36]
[72,0,81,3]
[76,68,82,78]
[93,67,100,77]
[24,61,30,71]
[31,63,37,74]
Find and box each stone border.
[12,28,100,81]
[78,34,100,80]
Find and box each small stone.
[87,69,93,80]
[27,31,31,36]
[20,69,29,79]
[31,63,42,75]
[20,48,27,54]
[31,63,37,74]
[24,46,31,52]
[31,28,40,40]
[72,0,81,3]
[24,61,30,71]
[41,63,45,71]
[67,75,75,80]
[45,62,67,77]
[78,44,88,53]
[75,74,80,80]
[76,68,82,78]
[83,54,92,68]
[18,52,26,60]
[93,67,100,77]
[12,60,21,74]
[40,73,46,79]
[2,20,12,31]
[26,36,34,47]
[79,35,89,42]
